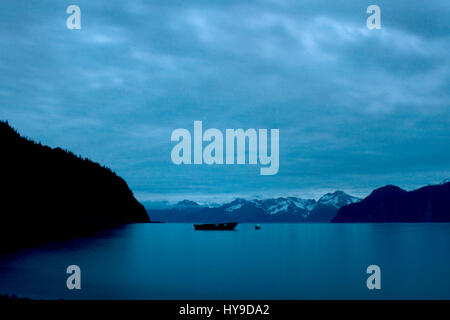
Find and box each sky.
[0,1,449,203]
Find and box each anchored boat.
[193,222,238,231]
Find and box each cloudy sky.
[0,0,449,203]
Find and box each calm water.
[0,223,449,299]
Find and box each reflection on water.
[0,223,449,299]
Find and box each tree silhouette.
[0,120,149,251]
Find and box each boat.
[194,222,238,230]
[255,224,261,230]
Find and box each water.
[0,223,449,299]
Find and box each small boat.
[194,222,238,231]
[255,224,261,230]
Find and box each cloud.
[0,0,449,201]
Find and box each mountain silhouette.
[174,200,202,209]
[308,191,360,222]
[333,182,450,222]
[0,120,149,251]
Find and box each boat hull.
[194,222,238,230]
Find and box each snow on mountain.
[318,191,360,208]
[222,198,249,212]
[288,197,317,211]
[174,200,202,209]
[220,197,304,218]
[263,198,291,215]
[252,197,315,215]
[220,192,359,216]
[225,202,244,212]
[148,191,360,222]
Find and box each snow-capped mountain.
[221,192,359,218]
[174,200,202,209]
[317,191,360,208]
[222,197,314,218]
[146,191,360,222]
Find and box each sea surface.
[0,223,449,299]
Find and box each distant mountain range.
[146,191,360,222]
[147,181,450,223]
[333,182,450,222]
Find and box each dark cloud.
[0,0,449,201]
